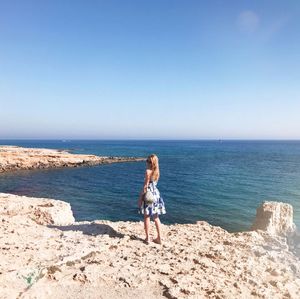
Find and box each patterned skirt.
[140,181,166,217]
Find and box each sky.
[0,0,299,139]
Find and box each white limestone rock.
[251,201,296,236]
[0,193,75,225]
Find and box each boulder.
[0,193,75,225]
[251,201,296,236]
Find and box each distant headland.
[0,146,145,173]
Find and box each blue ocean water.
[0,140,300,232]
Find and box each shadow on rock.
[48,223,125,238]
[287,229,300,258]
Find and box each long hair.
[146,154,160,181]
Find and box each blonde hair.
[146,154,160,181]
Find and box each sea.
[0,140,299,232]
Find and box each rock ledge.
[0,193,300,299]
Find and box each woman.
[138,154,166,244]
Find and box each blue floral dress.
[140,180,166,217]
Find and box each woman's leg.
[153,214,161,244]
[144,214,150,242]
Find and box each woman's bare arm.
[142,169,152,193]
[138,169,152,207]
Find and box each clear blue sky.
[0,0,299,139]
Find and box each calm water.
[0,140,300,232]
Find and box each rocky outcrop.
[0,193,75,225]
[251,201,296,236]
[0,193,300,299]
[0,146,145,173]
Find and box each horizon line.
[1,138,300,142]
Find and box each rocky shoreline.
[0,146,145,173]
[1,145,300,298]
[0,193,300,299]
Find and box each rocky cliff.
[0,193,299,299]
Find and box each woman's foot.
[143,238,150,244]
[153,237,161,244]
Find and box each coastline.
[1,141,300,232]
[1,145,300,298]
[0,146,145,173]
[0,192,300,298]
